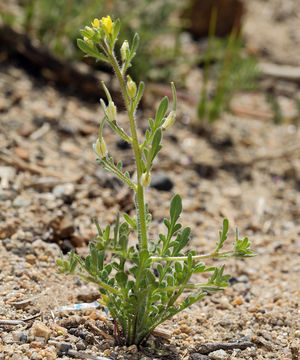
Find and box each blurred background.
[0,0,299,123]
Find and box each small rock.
[209,349,228,360]
[294,330,300,338]
[58,342,72,355]
[25,254,36,265]
[31,321,52,341]
[49,323,68,336]
[12,331,28,342]
[231,297,243,306]
[13,196,31,208]
[53,183,75,200]
[76,340,87,350]
[237,275,249,283]
[150,173,173,191]
[14,146,29,161]
[190,354,209,360]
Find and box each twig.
[0,150,63,178]
[0,149,82,182]
[86,320,115,342]
[8,292,46,309]
[196,340,254,354]
[0,319,25,326]
[22,313,42,322]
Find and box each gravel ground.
[0,58,299,359]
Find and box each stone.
[31,321,52,341]
[190,354,209,360]
[231,297,243,306]
[57,342,72,355]
[25,254,36,264]
[53,183,75,200]
[150,173,173,191]
[76,340,87,350]
[209,349,228,360]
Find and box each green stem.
[101,158,137,191]
[151,250,233,262]
[108,51,148,251]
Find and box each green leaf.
[116,271,128,287]
[123,213,136,230]
[150,129,162,162]
[170,194,182,225]
[155,97,169,126]
[112,18,120,45]
[133,81,145,110]
[77,39,108,62]
[131,33,139,57]
[113,213,120,247]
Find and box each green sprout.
[57,16,255,346]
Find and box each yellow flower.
[91,18,100,28]
[101,15,114,35]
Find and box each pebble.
[150,173,173,191]
[76,340,87,350]
[209,349,228,360]
[13,196,31,208]
[231,297,243,306]
[31,321,52,341]
[25,254,36,264]
[190,354,209,360]
[57,342,72,355]
[53,183,75,200]
[294,330,300,338]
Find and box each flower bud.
[127,76,137,99]
[141,172,151,187]
[101,15,114,36]
[162,110,176,131]
[91,18,100,28]
[83,37,94,47]
[120,40,129,62]
[94,138,107,158]
[107,101,117,123]
[85,26,95,37]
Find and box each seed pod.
[127,76,137,99]
[107,101,117,123]
[94,138,107,158]
[141,172,151,187]
[121,40,129,62]
[162,111,176,131]
[84,26,95,37]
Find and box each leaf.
[150,129,162,162]
[112,18,120,44]
[77,39,108,62]
[123,213,136,230]
[133,81,145,110]
[155,97,169,126]
[170,194,182,225]
[130,33,139,57]
[116,271,128,287]
[113,213,120,247]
